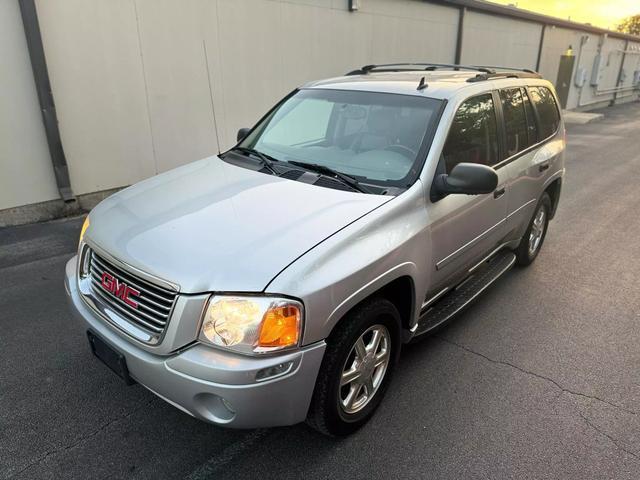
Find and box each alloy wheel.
[528,206,546,256]
[339,324,391,415]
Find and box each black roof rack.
[466,71,543,83]
[472,65,537,74]
[345,63,495,75]
[345,63,543,82]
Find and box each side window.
[499,88,529,157]
[521,88,539,145]
[528,86,560,139]
[442,93,499,173]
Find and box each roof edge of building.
[427,0,640,43]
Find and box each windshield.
[238,88,442,187]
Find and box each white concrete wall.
[33,0,458,197]
[460,11,542,70]
[35,0,157,196]
[617,41,640,104]
[0,0,59,210]
[578,36,626,108]
[3,0,639,213]
[537,26,581,88]
[539,28,640,109]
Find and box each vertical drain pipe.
[612,39,629,105]
[454,7,466,65]
[18,0,75,203]
[535,24,547,72]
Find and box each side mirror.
[432,162,498,198]
[237,127,251,142]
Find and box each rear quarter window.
[528,86,560,139]
[499,88,530,157]
[521,88,539,145]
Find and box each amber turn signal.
[258,304,301,348]
[79,216,90,245]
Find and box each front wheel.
[515,192,551,266]
[306,298,400,436]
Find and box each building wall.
[32,0,458,197]
[617,42,640,104]
[0,0,59,211]
[34,0,157,197]
[461,11,542,70]
[2,0,639,216]
[538,27,640,110]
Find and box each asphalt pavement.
[1,101,639,480]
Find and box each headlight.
[199,296,303,354]
[79,216,90,245]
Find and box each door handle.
[493,187,506,199]
[539,162,550,172]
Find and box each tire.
[306,298,401,436]
[515,192,551,266]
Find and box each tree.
[617,14,640,36]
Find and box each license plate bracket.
[87,331,135,385]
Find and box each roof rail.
[466,71,543,83]
[345,63,544,83]
[346,63,542,82]
[472,65,538,74]
[345,63,495,75]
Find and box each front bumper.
[64,256,326,428]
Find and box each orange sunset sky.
[489,0,639,31]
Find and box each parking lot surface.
[1,101,639,479]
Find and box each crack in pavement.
[186,428,272,480]
[6,396,159,479]
[437,336,640,462]
[436,336,638,416]
[576,408,640,462]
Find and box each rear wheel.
[306,298,400,436]
[515,192,551,266]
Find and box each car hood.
[86,156,391,293]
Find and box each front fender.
[324,262,419,340]
[265,181,432,346]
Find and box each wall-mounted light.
[349,0,359,11]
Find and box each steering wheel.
[383,144,417,159]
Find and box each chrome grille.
[88,249,177,337]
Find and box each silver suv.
[65,64,565,436]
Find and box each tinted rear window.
[521,88,539,145]
[499,88,530,157]
[529,87,560,139]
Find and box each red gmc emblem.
[101,272,141,309]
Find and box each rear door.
[501,86,561,239]
[428,92,509,291]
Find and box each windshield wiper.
[287,161,371,193]
[229,147,279,175]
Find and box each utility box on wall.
[590,54,603,86]
[575,67,588,87]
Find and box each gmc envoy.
[65,63,565,436]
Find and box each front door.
[428,93,509,294]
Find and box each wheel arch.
[544,177,562,219]
[324,270,417,345]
